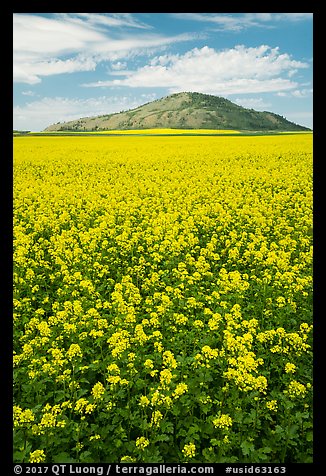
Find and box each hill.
[44,92,310,132]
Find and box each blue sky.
[13,13,313,131]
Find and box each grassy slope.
[44,92,311,132]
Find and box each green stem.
[216,437,223,463]
[280,409,290,463]
[253,398,259,432]
[23,429,28,462]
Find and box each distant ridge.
[44,92,311,132]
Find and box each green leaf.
[161,421,174,434]
[275,425,285,435]
[154,434,170,443]
[53,453,77,463]
[80,451,93,462]
[288,424,299,437]
[14,450,25,463]
[240,441,255,456]
[210,438,220,447]
[306,431,313,442]
[176,428,187,438]
[188,424,200,436]
[220,456,238,463]
[261,446,272,454]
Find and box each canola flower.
[91,382,105,400]
[29,449,46,463]
[172,382,188,399]
[150,410,163,428]
[13,407,35,427]
[266,400,278,412]
[212,414,233,430]
[67,344,82,360]
[182,442,196,459]
[285,363,296,374]
[13,133,312,464]
[285,380,307,398]
[135,437,150,451]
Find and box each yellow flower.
[172,383,188,399]
[174,313,188,325]
[85,403,96,414]
[139,395,150,407]
[13,132,312,462]
[163,350,177,369]
[266,400,278,412]
[285,363,296,374]
[135,436,150,451]
[212,414,233,429]
[193,319,204,328]
[144,359,154,370]
[150,410,163,427]
[107,363,120,374]
[107,330,130,357]
[29,450,46,463]
[159,368,173,387]
[107,375,121,385]
[37,321,51,337]
[202,345,219,360]
[67,343,82,360]
[40,413,56,428]
[276,296,286,307]
[182,442,196,458]
[208,314,221,331]
[91,382,105,400]
[121,456,136,462]
[285,380,307,398]
[13,407,35,427]
[74,398,89,413]
[154,341,164,352]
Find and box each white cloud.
[14,56,98,85]
[111,61,128,71]
[172,13,260,31]
[276,88,313,98]
[83,45,308,96]
[13,14,105,57]
[13,14,197,84]
[22,90,36,96]
[233,97,272,110]
[13,94,157,131]
[172,13,313,31]
[67,13,152,30]
[291,88,313,98]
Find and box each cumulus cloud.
[13,94,157,131]
[83,45,308,95]
[13,13,197,84]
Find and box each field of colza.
[13,133,313,464]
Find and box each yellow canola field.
[82,128,242,134]
[13,134,313,464]
[40,128,241,135]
